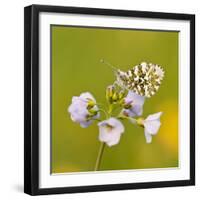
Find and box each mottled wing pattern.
[116,62,164,98]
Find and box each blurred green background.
[51,25,179,173]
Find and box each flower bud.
[137,118,144,127]
[106,85,126,104]
[106,85,115,103]
[87,99,96,109]
[118,90,125,100]
[88,108,98,116]
[112,92,118,101]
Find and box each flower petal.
[106,132,122,147]
[106,118,125,133]
[123,91,145,117]
[144,120,161,135]
[131,104,143,116]
[68,92,99,127]
[68,102,88,122]
[126,91,145,105]
[144,130,152,143]
[99,129,121,147]
[80,92,96,102]
[146,112,162,121]
[80,121,92,128]
[122,104,143,117]
[71,96,79,103]
[98,118,124,147]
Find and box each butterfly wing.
[116,62,164,98]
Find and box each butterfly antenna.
[100,59,118,72]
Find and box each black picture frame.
[24,4,195,196]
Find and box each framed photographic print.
[24,4,195,195]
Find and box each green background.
[51,25,179,173]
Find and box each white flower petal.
[98,118,124,147]
[122,104,143,117]
[131,104,143,116]
[68,92,99,127]
[123,91,145,117]
[144,130,152,143]
[68,102,88,122]
[80,92,96,102]
[99,129,121,147]
[144,112,162,135]
[126,91,145,105]
[72,96,79,102]
[107,133,122,147]
[99,126,109,141]
[144,120,161,135]
[142,112,163,143]
[146,112,162,121]
[106,118,125,133]
[80,121,92,128]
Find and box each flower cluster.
[68,61,164,147]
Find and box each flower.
[116,62,165,98]
[98,118,125,147]
[122,91,145,117]
[68,92,100,128]
[137,112,162,143]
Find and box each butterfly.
[101,60,164,98]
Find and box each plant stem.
[94,104,112,171]
[94,142,106,171]
[117,113,137,124]
[108,104,113,116]
[98,108,109,119]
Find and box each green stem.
[108,104,113,116]
[93,118,101,122]
[94,142,106,171]
[98,108,109,119]
[117,113,137,124]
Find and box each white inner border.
[39,12,190,188]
